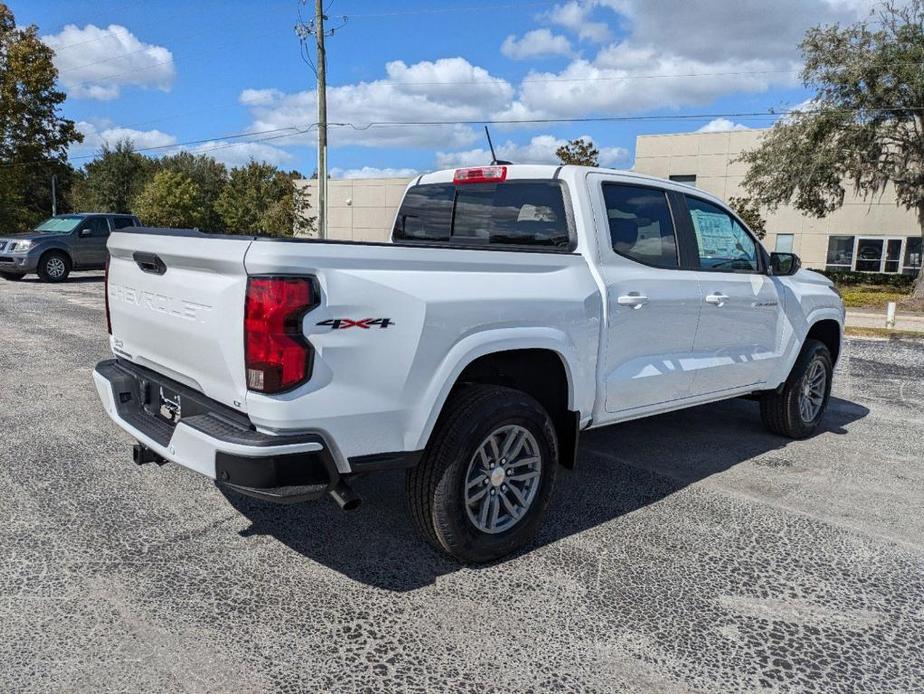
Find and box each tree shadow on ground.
[221,396,868,592]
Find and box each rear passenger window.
[111,217,135,230]
[602,183,678,268]
[393,180,571,249]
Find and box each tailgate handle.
[133,252,167,275]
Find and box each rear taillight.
[104,256,111,335]
[453,166,507,184]
[244,276,317,394]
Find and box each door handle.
[705,292,729,307]
[617,292,649,309]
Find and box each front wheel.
[38,251,71,282]
[760,339,833,439]
[406,384,558,563]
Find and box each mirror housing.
[78,228,92,238]
[769,252,801,276]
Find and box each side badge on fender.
[316,318,394,330]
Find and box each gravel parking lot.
[1,273,923,693]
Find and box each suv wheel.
[0,271,24,281]
[407,384,558,563]
[760,339,833,439]
[38,251,71,282]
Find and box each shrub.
[818,270,915,289]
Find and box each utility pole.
[51,174,57,216]
[315,0,327,239]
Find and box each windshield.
[33,216,83,234]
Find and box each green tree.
[133,170,205,228]
[737,0,924,295]
[215,161,304,236]
[155,152,227,230]
[556,137,600,167]
[728,196,767,240]
[73,139,155,213]
[0,3,83,231]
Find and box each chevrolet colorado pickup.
[94,165,844,562]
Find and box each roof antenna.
[484,126,512,165]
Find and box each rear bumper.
[93,359,340,503]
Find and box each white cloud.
[76,120,177,151]
[696,118,750,133]
[43,24,175,100]
[240,88,284,106]
[435,134,628,169]
[546,1,611,43]
[501,29,572,60]
[330,166,419,179]
[240,58,513,150]
[184,140,294,168]
[72,121,292,168]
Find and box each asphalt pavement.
[1,272,922,693]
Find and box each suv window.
[602,183,678,268]
[110,216,136,230]
[394,180,571,249]
[82,216,110,237]
[685,196,758,272]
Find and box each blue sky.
[13,0,878,178]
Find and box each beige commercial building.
[298,129,921,277]
[634,129,921,276]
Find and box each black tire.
[760,339,833,439]
[406,384,558,563]
[0,271,24,281]
[37,251,71,282]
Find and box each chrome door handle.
[705,292,729,307]
[617,293,649,309]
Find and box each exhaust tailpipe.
[329,480,361,511]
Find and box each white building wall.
[295,177,413,242]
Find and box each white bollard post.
[885,301,896,329]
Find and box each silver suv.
[0,213,140,282]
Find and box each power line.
[344,1,556,17]
[3,105,922,171]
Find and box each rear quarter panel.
[244,240,601,468]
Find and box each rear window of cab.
[393,180,572,250]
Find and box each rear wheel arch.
[431,348,580,469]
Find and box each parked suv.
[0,213,140,282]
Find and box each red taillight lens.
[453,165,507,184]
[104,256,112,335]
[244,277,317,394]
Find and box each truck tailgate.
[106,230,253,412]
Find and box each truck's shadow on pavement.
[221,396,868,591]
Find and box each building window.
[825,235,854,272]
[774,234,794,253]
[669,174,697,186]
[904,236,922,276]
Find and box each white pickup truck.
[94,164,844,562]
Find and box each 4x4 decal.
[316,318,394,330]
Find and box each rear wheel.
[38,251,70,282]
[0,271,24,281]
[760,339,833,439]
[406,384,558,563]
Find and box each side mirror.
[78,228,92,238]
[769,252,801,276]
